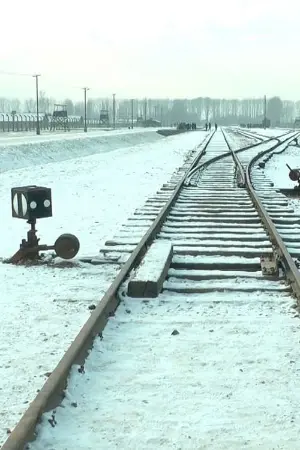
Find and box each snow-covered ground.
[264,142,300,223]
[264,143,300,190]
[29,136,300,449]
[31,291,300,450]
[0,129,208,445]
[3,129,299,448]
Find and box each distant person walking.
[205,123,208,131]
[215,123,218,130]
[208,122,211,131]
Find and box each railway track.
[235,129,266,142]
[3,128,300,450]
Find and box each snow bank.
[0,128,163,172]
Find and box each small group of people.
[177,122,197,130]
[205,122,218,131]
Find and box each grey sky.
[1,0,299,101]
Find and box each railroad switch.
[5,185,80,265]
[287,164,300,189]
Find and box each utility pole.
[83,87,89,132]
[144,98,147,122]
[131,99,134,129]
[263,95,267,129]
[112,93,116,129]
[33,74,41,135]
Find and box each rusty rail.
[224,128,300,298]
[187,129,295,186]
[2,131,215,450]
[245,133,300,299]
[192,128,300,299]
[222,129,298,188]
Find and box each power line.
[0,70,35,77]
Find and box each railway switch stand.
[6,185,80,264]
[286,164,300,188]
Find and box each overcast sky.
[1,0,299,101]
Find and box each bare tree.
[64,98,74,115]
[204,97,211,121]
[10,98,21,112]
[24,98,36,113]
[38,91,50,113]
[0,97,8,112]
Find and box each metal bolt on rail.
[4,185,80,264]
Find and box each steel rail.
[221,128,247,186]
[186,128,300,299]
[245,133,300,299]
[223,128,300,299]
[2,131,215,450]
[234,127,292,143]
[236,129,266,142]
[186,129,296,186]
[222,129,298,188]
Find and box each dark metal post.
[113,93,116,129]
[264,95,267,129]
[131,99,134,129]
[144,98,147,122]
[83,87,89,132]
[33,74,41,135]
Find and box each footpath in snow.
[0,129,209,445]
